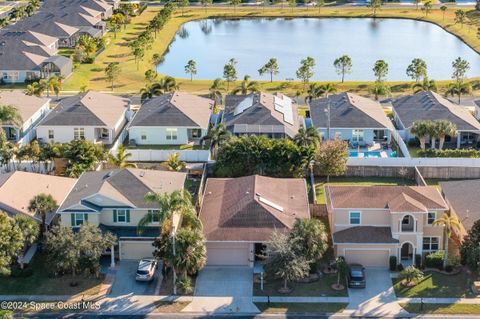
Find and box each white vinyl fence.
[0,160,54,174]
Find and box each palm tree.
[13,214,39,269]
[410,120,432,150]
[46,75,62,98]
[319,83,337,97]
[412,77,437,93]
[165,152,186,171]
[369,82,390,101]
[0,105,23,128]
[446,81,472,104]
[231,75,260,95]
[201,124,230,159]
[434,120,456,150]
[137,190,197,295]
[27,194,57,238]
[305,83,337,103]
[433,213,461,268]
[294,127,320,148]
[109,145,137,168]
[209,78,225,103]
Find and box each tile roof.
[326,185,448,211]
[333,226,399,244]
[39,91,129,127]
[130,92,213,129]
[223,92,301,138]
[309,92,393,130]
[0,171,76,224]
[440,179,480,232]
[393,91,480,131]
[59,168,186,211]
[199,175,310,242]
[0,91,49,124]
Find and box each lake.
[156,18,480,81]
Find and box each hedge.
[417,149,480,158]
[425,251,445,269]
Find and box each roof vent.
[106,171,114,178]
[258,196,284,212]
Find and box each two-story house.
[325,185,448,268]
[57,168,186,261]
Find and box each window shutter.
[84,213,88,222]
[113,210,117,223]
[71,213,75,226]
[126,210,130,223]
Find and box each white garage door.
[120,240,155,260]
[345,250,389,268]
[206,242,250,266]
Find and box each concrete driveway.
[345,268,407,316]
[109,260,160,297]
[182,266,259,313]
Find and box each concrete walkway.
[344,268,408,317]
[398,297,480,304]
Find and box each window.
[116,209,127,223]
[48,130,54,139]
[166,128,177,140]
[427,212,436,225]
[423,237,439,251]
[190,128,202,139]
[100,128,109,139]
[349,211,361,225]
[141,131,147,141]
[74,128,85,140]
[149,209,160,223]
[352,129,364,143]
[72,213,86,227]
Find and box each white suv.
[135,258,158,282]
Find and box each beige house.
[57,168,186,261]
[199,175,310,267]
[325,185,449,268]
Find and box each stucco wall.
[128,126,206,145]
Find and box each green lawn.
[400,303,480,314]
[408,146,423,158]
[315,176,415,204]
[0,254,104,295]
[255,302,347,313]
[253,273,347,297]
[393,271,475,298]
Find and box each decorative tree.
[109,145,137,168]
[433,213,460,268]
[398,266,424,286]
[314,139,349,182]
[334,256,348,289]
[13,214,39,269]
[27,194,57,238]
[165,152,186,171]
[0,212,23,275]
[231,75,260,95]
[290,219,329,273]
[293,127,320,149]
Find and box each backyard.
[0,254,105,296]
[315,176,415,204]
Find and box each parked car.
[347,264,366,288]
[135,258,158,282]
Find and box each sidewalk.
[398,297,480,304]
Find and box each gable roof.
[309,92,393,130]
[223,92,301,138]
[0,171,76,224]
[0,91,49,124]
[326,185,448,211]
[39,91,129,127]
[440,179,480,232]
[59,168,186,211]
[129,92,213,129]
[393,91,480,131]
[199,175,310,242]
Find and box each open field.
[58,6,480,95]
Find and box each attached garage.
[119,240,155,260]
[206,242,251,267]
[344,249,390,268]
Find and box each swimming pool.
[349,151,397,158]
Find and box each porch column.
[457,134,461,149]
[110,244,115,268]
[412,246,416,266]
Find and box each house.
[325,185,449,268]
[309,93,393,146]
[43,0,114,20]
[37,91,130,144]
[0,171,76,226]
[440,179,480,241]
[198,175,310,267]
[0,91,51,144]
[128,92,214,146]
[57,168,186,260]
[392,91,480,148]
[223,92,303,139]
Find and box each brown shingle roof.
[326,185,447,210]
[199,175,310,242]
[440,179,480,231]
[333,226,399,244]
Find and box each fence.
[347,157,480,167]
[17,128,37,145]
[127,149,211,162]
[391,128,411,158]
[0,160,54,174]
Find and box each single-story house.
[128,91,214,146]
[223,92,303,139]
[198,175,310,267]
[57,168,186,261]
[325,185,448,268]
[0,91,50,144]
[440,179,480,241]
[37,91,130,145]
[309,93,394,146]
[392,91,480,148]
[0,171,76,225]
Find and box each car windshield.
[137,270,149,275]
[351,270,363,278]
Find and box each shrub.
[415,254,422,268]
[389,256,397,271]
[398,266,424,284]
[417,148,480,158]
[425,251,445,269]
[445,265,453,273]
[397,263,404,272]
[10,267,34,278]
[177,275,193,295]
